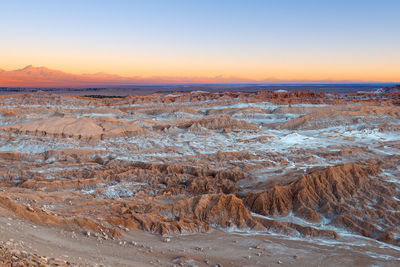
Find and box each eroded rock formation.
[0,90,399,249]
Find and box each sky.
[1,0,399,82]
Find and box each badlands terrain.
[0,88,399,266]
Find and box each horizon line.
[0,65,399,87]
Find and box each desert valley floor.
[0,90,399,266]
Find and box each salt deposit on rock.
[0,116,147,140]
[0,90,399,265]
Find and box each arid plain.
[0,88,399,266]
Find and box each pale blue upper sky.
[1,0,399,81]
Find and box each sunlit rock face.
[0,90,399,249]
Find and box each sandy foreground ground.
[1,210,399,267]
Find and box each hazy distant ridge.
[0,65,394,87]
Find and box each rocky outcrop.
[153,114,259,132]
[0,196,121,238]
[103,193,338,238]
[0,116,147,140]
[245,162,400,244]
[0,242,71,266]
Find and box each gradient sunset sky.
[1,0,399,82]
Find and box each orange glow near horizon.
[1,61,399,83]
[1,42,399,83]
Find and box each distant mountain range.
[0,65,149,87]
[0,65,266,87]
[0,65,396,87]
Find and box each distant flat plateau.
[0,83,396,96]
